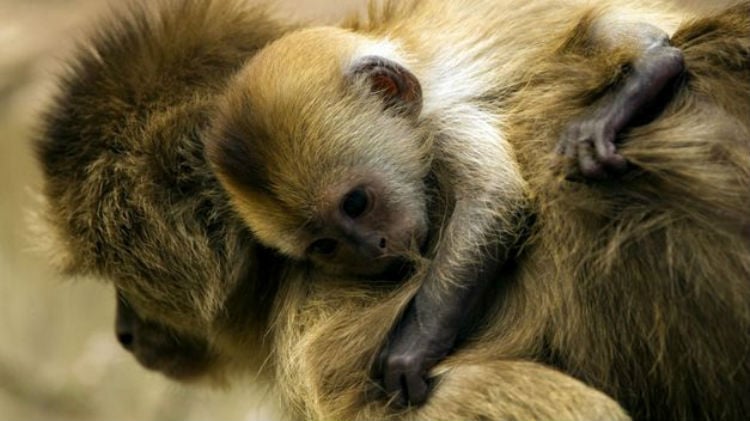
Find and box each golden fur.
[254,2,750,419]
[35,0,750,420]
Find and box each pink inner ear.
[371,73,400,98]
[349,55,422,117]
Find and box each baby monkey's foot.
[558,26,685,179]
[376,304,456,408]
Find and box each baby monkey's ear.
[348,55,422,118]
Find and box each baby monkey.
[208,0,683,406]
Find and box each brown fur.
[272,270,629,420]
[34,0,292,378]
[269,3,750,420]
[506,4,750,418]
[35,0,750,420]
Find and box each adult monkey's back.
[273,3,750,420]
[510,4,750,419]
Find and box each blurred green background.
[0,0,735,420]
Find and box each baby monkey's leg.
[558,17,685,179]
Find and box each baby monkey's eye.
[309,238,338,256]
[341,188,370,219]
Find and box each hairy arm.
[380,105,528,406]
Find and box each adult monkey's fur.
[35,0,292,377]
[35,0,749,420]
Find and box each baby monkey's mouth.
[365,228,429,283]
[378,230,429,282]
[351,253,416,281]
[366,256,416,283]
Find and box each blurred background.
[0,0,737,420]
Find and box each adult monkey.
[33,0,626,417]
[35,0,292,381]
[38,4,603,418]
[35,1,749,421]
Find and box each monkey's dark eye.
[309,238,338,256]
[341,188,370,218]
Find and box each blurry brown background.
[0,0,736,420]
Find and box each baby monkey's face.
[295,172,428,278]
[208,27,433,278]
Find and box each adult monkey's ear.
[348,55,423,118]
